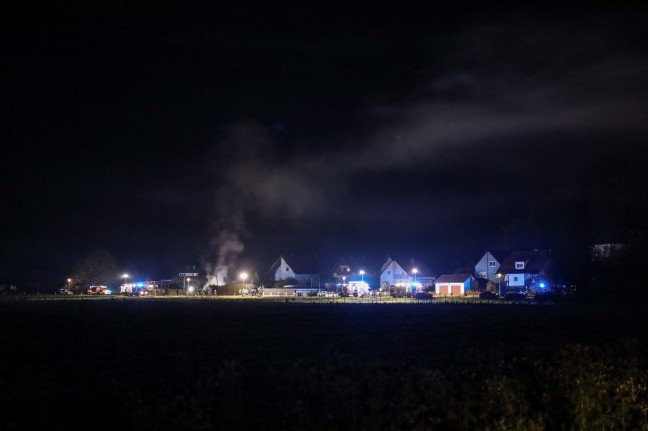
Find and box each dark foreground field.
[1,299,647,430]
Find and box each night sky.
[3,3,648,284]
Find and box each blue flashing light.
[136,282,144,288]
[539,283,546,288]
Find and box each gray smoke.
[201,20,647,281]
[204,213,245,286]
[203,121,286,285]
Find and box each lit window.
[489,261,495,267]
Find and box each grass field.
[1,297,647,430]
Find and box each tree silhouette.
[72,249,118,290]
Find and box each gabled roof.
[479,250,509,263]
[435,274,474,284]
[497,250,551,274]
[380,257,433,277]
[278,255,321,275]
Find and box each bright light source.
[359,270,365,275]
[105,289,112,295]
[347,281,370,296]
[412,268,418,274]
[122,273,129,278]
[239,272,249,282]
[67,278,71,283]
[186,277,190,281]
[539,283,546,288]
[187,286,195,293]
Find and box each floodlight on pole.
[359,270,365,282]
[412,268,418,293]
[239,272,249,292]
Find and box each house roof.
[480,250,510,263]
[435,274,474,284]
[380,257,433,276]
[278,255,321,275]
[497,250,551,274]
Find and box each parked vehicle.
[86,285,108,295]
[57,289,73,295]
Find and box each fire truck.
[86,285,109,295]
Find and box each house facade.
[474,251,506,282]
[380,258,410,287]
[497,250,555,291]
[435,274,478,296]
[379,257,435,292]
[268,256,321,287]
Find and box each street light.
[412,268,418,294]
[239,272,249,294]
[359,270,365,282]
[240,272,248,287]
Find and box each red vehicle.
[86,285,108,295]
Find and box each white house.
[474,251,506,282]
[268,256,321,287]
[380,257,410,287]
[497,250,555,290]
[434,274,478,296]
[379,257,434,292]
